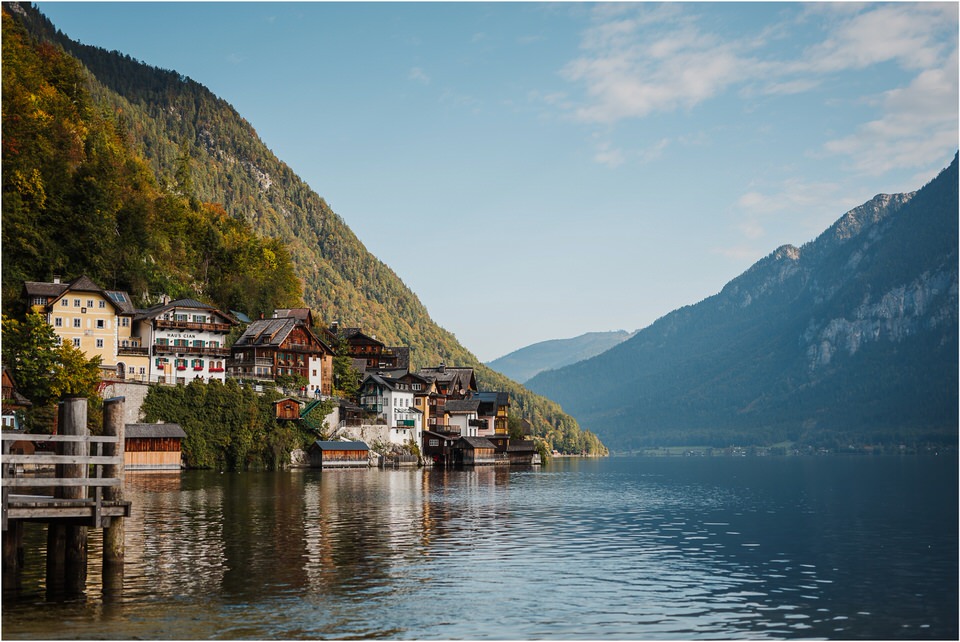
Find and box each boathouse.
[454,436,498,465]
[308,440,370,468]
[124,423,186,470]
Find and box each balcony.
[154,344,231,357]
[118,345,149,356]
[155,319,232,333]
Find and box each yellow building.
[23,276,149,381]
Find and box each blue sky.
[36,2,958,362]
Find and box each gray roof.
[444,399,481,413]
[458,436,497,450]
[312,440,370,452]
[125,423,187,439]
[234,317,297,347]
[138,298,235,323]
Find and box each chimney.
[438,362,445,373]
[52,275,61,284]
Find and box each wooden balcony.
[155,319,232,333]
[153,345,231,357]
[117,346,149,356]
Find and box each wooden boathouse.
[125,423,186,471]
[2,397,131,596]
[308,440,370,468]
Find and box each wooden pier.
[2,396,130,596]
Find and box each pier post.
[59,398,88,594]
[102,397,125,596]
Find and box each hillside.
[487,331,635,383]
[527,156,959,451]
[2,3,606,456]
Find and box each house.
[359,373,423,447]
[453,436,499,466]
[327,324,408,370]
[230,316,335,395]
[444,399,482,437]
[308,440,370,468]
[125,423,187,470]
[274,398,302,421]
[137,299,237,384]
[23,275,149,380]
[506,439,541,465]
[1,368,31,431]
[422,430,459,466]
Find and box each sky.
[34,1,959,362]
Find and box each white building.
[359,373,423,447]
[135,299,237,384]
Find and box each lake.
[2,455,957,639]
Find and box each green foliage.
[139,379,310,470]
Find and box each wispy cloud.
[408,67,431,85]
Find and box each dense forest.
[2,4,606,457]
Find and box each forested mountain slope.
[487,331,635,383]
[2,3,605,455]
[528,156,958,451]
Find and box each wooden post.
[2,519,24,592]
[102,397,125,597]
[61,397,88,594]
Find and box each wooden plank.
[1,433,119,444]
[2,454,123,465]
[2,478,121,487]
[6,506,129,519]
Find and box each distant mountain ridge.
[527,155,958,451]
[487,331,636,383]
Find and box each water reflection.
[2,457,956,640]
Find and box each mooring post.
[61,397,88,594]
[102,397,125,597]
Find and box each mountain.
[2,3,606,456]
[487,331,636,383]
[527,156,959,452]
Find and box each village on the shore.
[6,275,542,470]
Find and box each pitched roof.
[24,281,68,298]
[234,317,297,347]
[312,440,370,452]
[444,399,481,413]
[137,298,236,323]
[458,436,497,450]
[125,423,187,439]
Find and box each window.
[54,317,63,327]
[32,297,45,306]
[96,339,104,348]
[429,439,439,447]
[73,318,81,328]
[139,367,146,375]
[193,340,204,348]
[175,313,188,322]
[87,300,94,308]
[61,299,68,307]
[156,338,168,346]
[193,315,206,323]
[96,319,105,329]
[98,300,106,308]
[74,299,81,307]
[121,318,129,327]
[72,338,81,347]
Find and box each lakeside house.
[229,315,335,396]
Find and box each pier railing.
[1,432,129,531]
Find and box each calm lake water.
[2,455,957,640]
